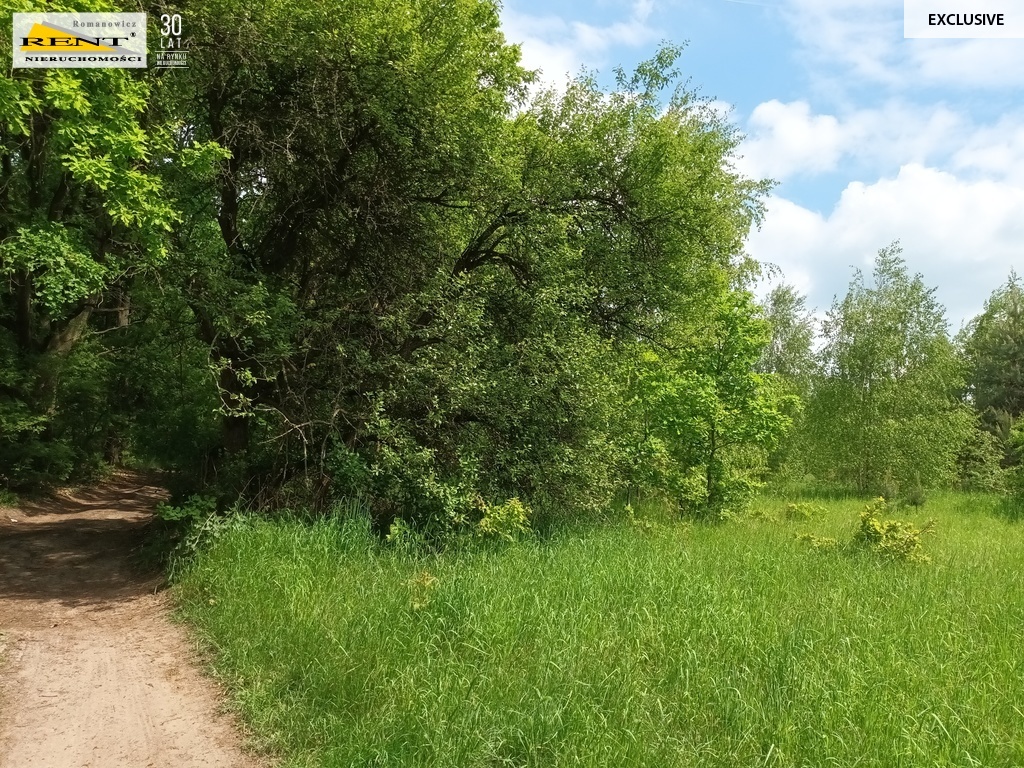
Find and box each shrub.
[794,532,838,550]
[784,502,825,520]
[155,495,242,572]
[475,497,532,543]
[904,484,927,508]
[956,427,1006,492]
[748,506,779,522]
[854,497,935,563]
[1009,422,1024,504]
[386,518,428,552]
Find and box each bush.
[474,497,532,542]
[794,532,838,550]
[1009,422,1024,503]
[956,427,1006,492]
[854,497,935,563]
[904,484,927,508]
[784,502,825,520]
[155,495,242,573]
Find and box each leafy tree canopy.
[0,0,791,532]
[799,244,972,496]
[960,271,1024,447]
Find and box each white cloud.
[781,0,1024,90]
[501,0,658,86]
[725,1,1024,329]
[908,39,1024,90]
[736,100,845,179]
[953,114,1024,183]
[748,163,1024,329]
[782,0,902,87]
[735,99,968,181]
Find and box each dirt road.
[0,473,263,768]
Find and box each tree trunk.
[33,304,95,415]
[14,270,33,352]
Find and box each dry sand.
[0,473,264,768]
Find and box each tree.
[0,2,222,485]
[756,284,816,392]
[755,283,816,475]
[1,0,783,531]
[960,272,1024,452]
[152,0,773,528]
[800,244,972,495]
[629,290,792,516]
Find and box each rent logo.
[12,13,147,68]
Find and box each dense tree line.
[761,247,1024,503]
[1,0,788,532]
[2,1,1020,531]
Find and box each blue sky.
[500,0,1024,330]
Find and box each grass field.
[175,493,1024,767]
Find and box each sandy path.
[0,474,264,768]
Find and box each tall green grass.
[176,493,1024,767]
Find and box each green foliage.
[155,495,241,571]
[756,283,816,394]
[0,14,222,487]
[854,497,935,563]
[793,532,838,550]
[406,569,440,613]
[0,334,64,488]
[904,484,927,508]
[157,495,219,524]
[960,271,1024,456]
[1008,422,1024,506]
[799,244,973,496]
[474,496,532,543]
[146,2,774,528]
[784,502,825,520]
[385,518,428,553]
[627,291,792,518]
[0,0,802,531]
[756,284,815,475]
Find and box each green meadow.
[176,493,1024,767]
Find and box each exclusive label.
[905,1,1024,37]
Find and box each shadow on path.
[0,473,168,609]
[0,473,264,768]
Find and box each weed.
[748,506,779,522]
[407,569,439,612]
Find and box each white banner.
[905,1,1024,37]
